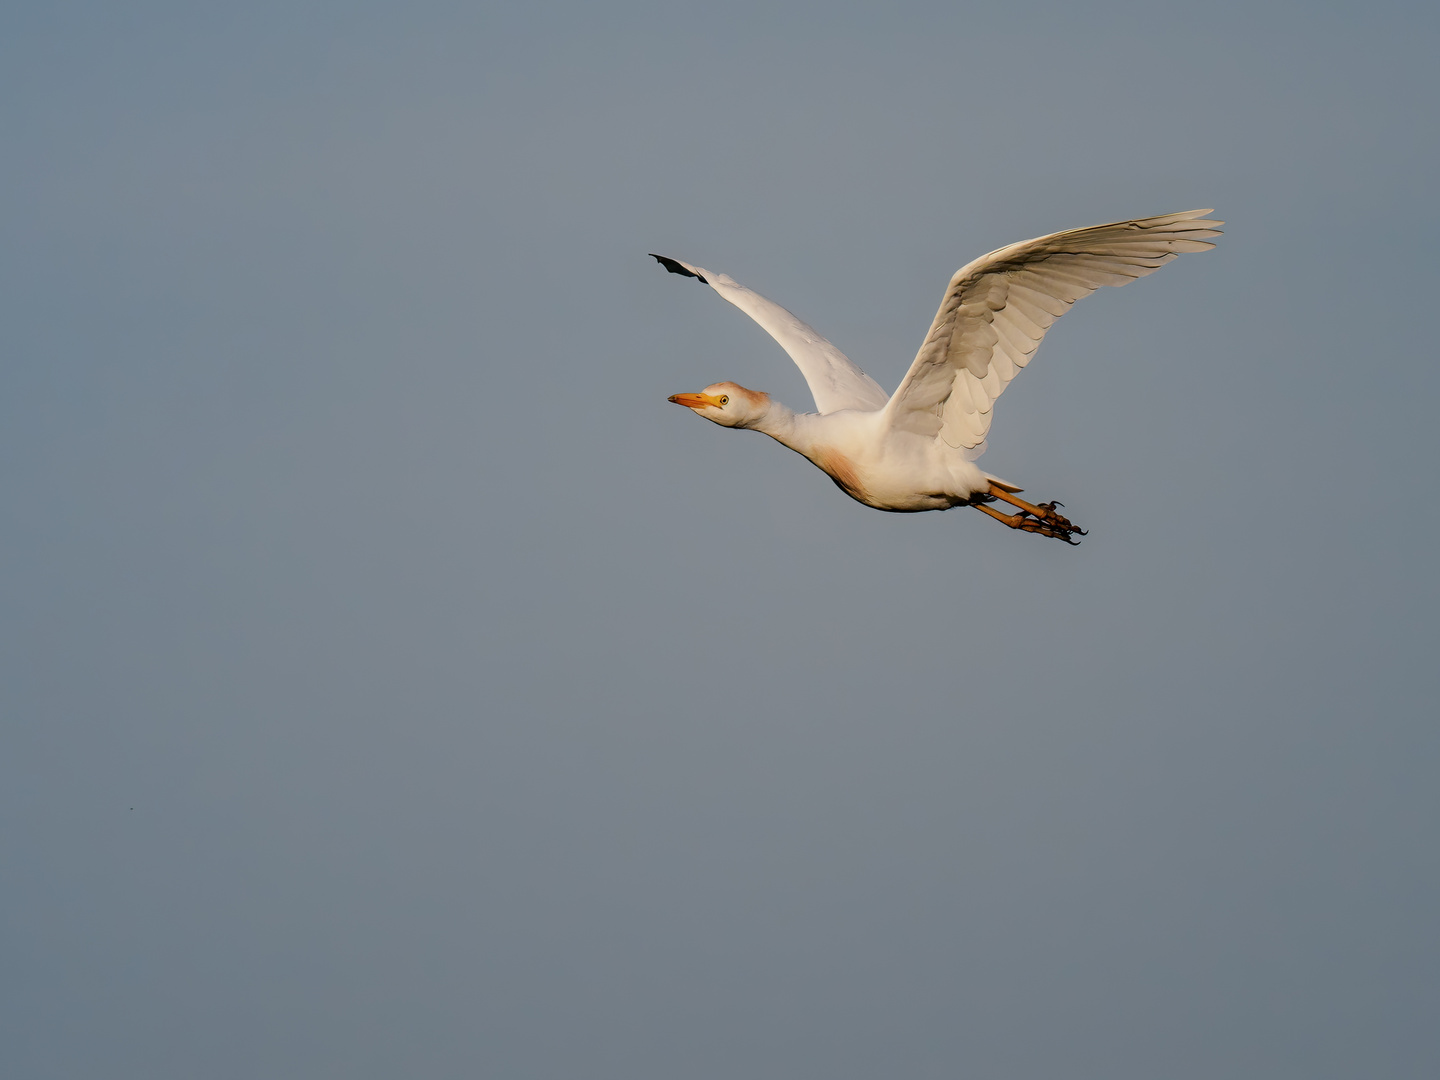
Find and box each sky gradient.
[3,3,1438,1078]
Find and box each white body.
[726,394,989,512]
[658,210,1221,516]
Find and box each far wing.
[883,210,1222,457]
[652,255,889,415]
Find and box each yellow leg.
[975,486,1086,544]
[988,483,1056,520]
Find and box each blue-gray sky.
[3,2,1438,1078]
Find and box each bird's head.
[667,382,770,428]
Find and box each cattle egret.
[656,209,1221,543]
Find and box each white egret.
[656,209,1221,543]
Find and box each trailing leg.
[974,488,1086,544]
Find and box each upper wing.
[883,209,1223,457]
[652,255,890,414]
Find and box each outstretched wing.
[652,255,890,414]
[884,210,1223,457]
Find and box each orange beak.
[668,392,724,410]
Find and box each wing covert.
[883,209,1222,456]
[652,255,889,414]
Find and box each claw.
[1033,501,1079,532]
[976,486,1086,544]
[1014,517,1083,544]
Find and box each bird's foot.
[1013,514,1085,545]
[975,488,1087,544]
[1034,501,1087,537]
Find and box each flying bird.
[655,209,1221,543]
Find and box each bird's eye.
[719,395,729,405]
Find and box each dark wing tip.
[649,254,708,284]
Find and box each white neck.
[745,398,822,457]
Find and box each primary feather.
[884,209,1223,456]
[650,254,890,415]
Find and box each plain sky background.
[3,2,1438,1078]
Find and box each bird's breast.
[810,446,871,504]
[807,437,979,513]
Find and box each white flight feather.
[658,257,890,415]
[659,209,1221,459]
[884,209,1223,457]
